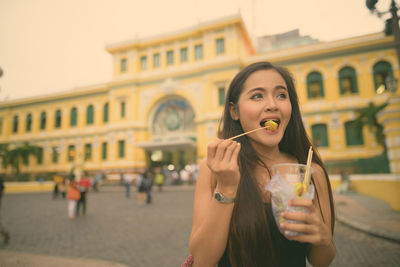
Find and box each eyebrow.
[247,85,288,94]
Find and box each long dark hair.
[218,62,335,266]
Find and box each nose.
[264,95,278,112]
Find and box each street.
[1,186,399,267]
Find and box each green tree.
[0,142,41,177]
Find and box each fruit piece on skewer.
[263,120,278,131]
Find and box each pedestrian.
[59,177,67,199]
[67,175,80,220]
[124,174,134,198]
[154,167,165,192]
[137,169,153,205]
[188,62,335,266]
[76,171,91,216]
[0,175,10,244]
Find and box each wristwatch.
[213,190,236,204]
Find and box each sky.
[0,0,391,100]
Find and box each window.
[55,109,62,128]
[153,53,160,68]
[373,61,393,94]
[68,145,75,162]
[84,143,92,161]
[218,86,225,106]
[103,102,109,123]
[345,121,364,146]
[40,112,46,130]
[86,105,94,125]
[120,101,126,118]
[216,38,225,54]
[52,146,58,163]
[102,142,107,160]
[70,107,77,126]
[140,56,147,70]
[0,118,3,135]
[307,72,324,99]
[195,44,203,60]
[167,50,174,65]
[37,147,43,164]
[120,58,127,72]
[13,115,19,133]
[311,124,329,147]
[118,140,125,158]
[26,114,32,132]
[180,47,188,62]
[23,153,29,166]
[339,66,358,95]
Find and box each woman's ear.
[229,102,239,120]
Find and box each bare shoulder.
[311,162,330,192]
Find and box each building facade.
[1,14,399,180]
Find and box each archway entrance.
[137,97,197,171]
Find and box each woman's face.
[230,69,292,148]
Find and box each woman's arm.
[280,163,336,266]
[189,139,241,267]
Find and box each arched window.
[307,72,324,99]
[311,124,329,147]
[345,120,364,146]
[373,61,393,94]
[87,105,94,125]
[70,107,77,126]
[339,66,358,95]
[55,109,62,128]
[26,113,32,132]
[13,115,19,133]
[103,102,109,123]
[40,111,46,130]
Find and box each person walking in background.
[0,175,10,244]
[67,175,80,220]
[154,167,165,192]
[137,169,153,205]
[124,174,134,198]
[59,177,68,199]
[76,171,91,216]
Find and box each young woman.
[188,62,335,267]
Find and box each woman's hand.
[280,198,332,246]
[206,139,241,196]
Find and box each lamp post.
[367,0,400,77]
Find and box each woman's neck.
[251,142,295,168]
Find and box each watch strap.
[213,190,236,203]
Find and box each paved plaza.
[0,185,399,267]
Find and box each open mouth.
[260,119,280,131]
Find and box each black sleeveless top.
[218,202,308,267]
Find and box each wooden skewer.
[302,146,313,195]
[227,125,268,140]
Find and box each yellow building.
[1,14,399,180]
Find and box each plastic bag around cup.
[265,173,315,237]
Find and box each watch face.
[214,192,223,201]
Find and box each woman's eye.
[277,93,288,99]
[250,93,263,100]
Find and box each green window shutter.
[167,50,174,65]
[13,115,18,133]
[339,67,358,95]
[87,105,94,125]
[102,142,107,160]
[373,61,393,94]
[216,38,225,54]
[195,44,203,60]
[180,47,188,62]
[52,147,58,163]
[40,112,46,130]
[121,101,126,118]
[55,110,62,128]
[118,140,125,158]
[218,87,225,106]
[37,147,43,164]
[153,53,160,67]
[70,107,77,126]
[311,124,329,147]
[120,58,127,72]
[68,145,75,162]
[307,72,324,98]
[140,56,147,70]
[84,143,92,161]
[103,103,109,123]
[345,121,364,146]
[26,114,32,132]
